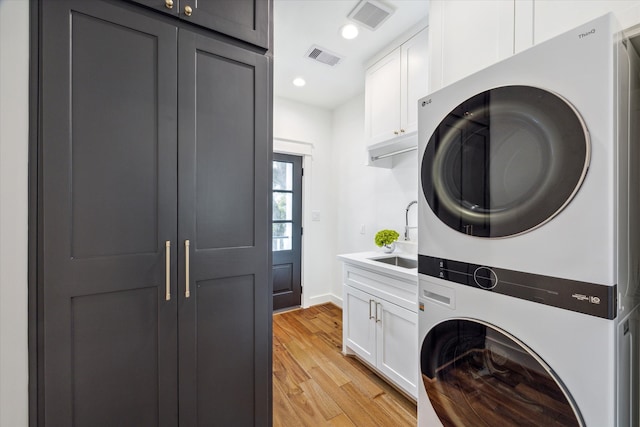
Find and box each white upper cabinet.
[428,0,515,92]
[402,28,430,137]
[428,0,640,93]
[366,48,403,145]
[365,26,428,149]
[533,1,640,44]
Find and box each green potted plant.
[375,229,400,253]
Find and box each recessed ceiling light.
[292,77,306,87]
[341,24,359,40]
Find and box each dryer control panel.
[418,255,616,319]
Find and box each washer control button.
[473,267,498,289]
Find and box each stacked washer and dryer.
[417,14,640,427]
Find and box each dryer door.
[420,319,583,426]
[421,86,589,238]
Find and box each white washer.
[418,279,639,426]
[417,13,640,427]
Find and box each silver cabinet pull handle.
[165,241,171,301]
[376,302,382,324]
[185,240,190,298]
[369,299,374,319]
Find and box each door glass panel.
[421,86,589,238]
[272,223,292,251]
[272,160,294,252]
[273,161,293,190]
[421,319,582,426]
[273,192,292,221]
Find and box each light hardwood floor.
[273,303,417,426]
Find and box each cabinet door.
[128,0,180,17]
[40,1,178,425]
[128,0,270,48]
[181,0,270,48]
[429,0,514,91]
[343,285,377,366]
[401,27,429,136]
[365,48,402,145]
[177,29,271,426]
[533,0,640,44]
[376,300,418,398]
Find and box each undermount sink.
[370,256,418,269]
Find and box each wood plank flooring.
[273,303,417,426]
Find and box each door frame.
[273,138,312,308]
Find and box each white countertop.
[337,250,418,283]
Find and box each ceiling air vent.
[305,45,343,67]
[348,0,394,31]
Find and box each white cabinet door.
[533,0,640,44]
[365,27,428,150]
[343,285,376,366]
[429,0,514,91]
[365,48,402,145]
[376,299,418,398]
[401,27,429,136]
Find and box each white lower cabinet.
[375,295,418,397]
[344,285,377,366]
[342,264,418,399]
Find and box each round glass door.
[421,86,589,238]
[420,319,583,426]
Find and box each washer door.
[421,86,589,238]
[420,319,583,426]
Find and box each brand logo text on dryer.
[578,28,596,39]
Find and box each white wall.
[273,97,339,307]
[331,93,418,298]
[274,94,419,306]
[0,0,29,425]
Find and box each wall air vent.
[305,45,343,67]
[348,0,394,31]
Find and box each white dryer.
[417,13,640,427]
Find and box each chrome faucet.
[405,200,418,241]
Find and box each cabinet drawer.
[344,264,417,312]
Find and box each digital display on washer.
[418,255,616,319]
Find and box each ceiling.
[273,0,429,110]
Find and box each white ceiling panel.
[274,0,429,110]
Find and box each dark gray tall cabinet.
[35,0,272,425]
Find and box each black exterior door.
[272,153,303,311]
[37,0,271,425]
[177,29,271,425]
[40,1,179,424]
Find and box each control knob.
[473,266,498,290]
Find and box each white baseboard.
[304,292,342,309]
